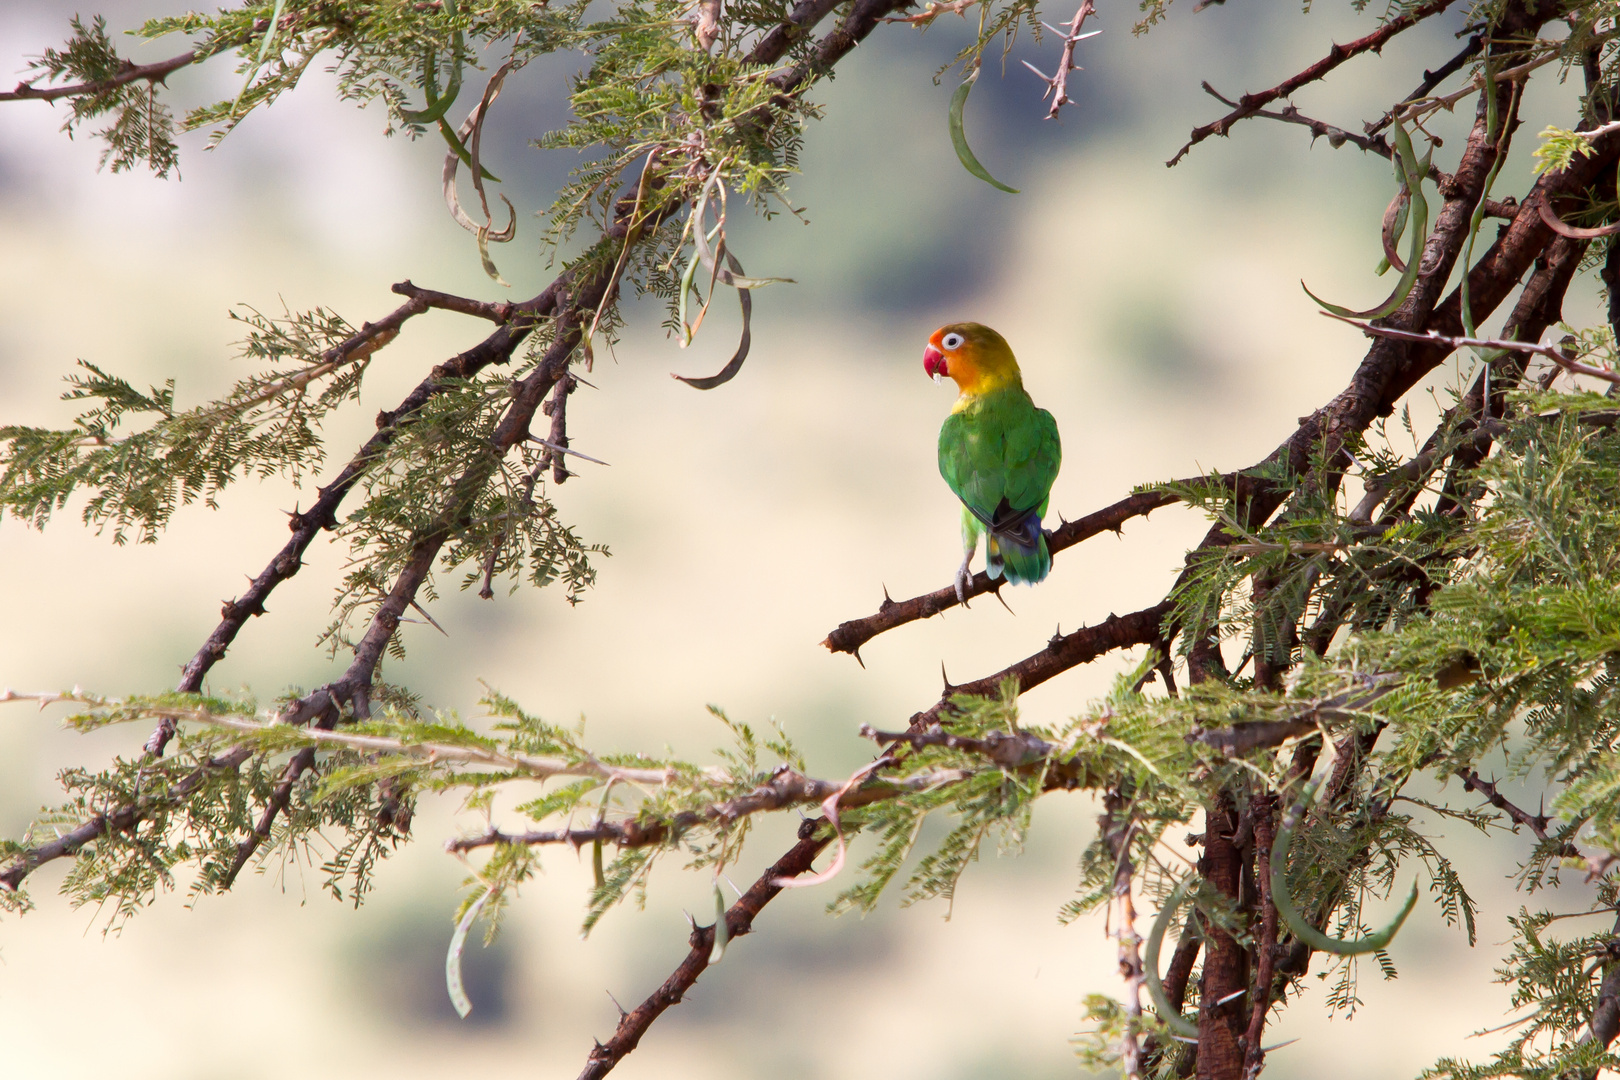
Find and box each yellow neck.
[951,367,1019,407]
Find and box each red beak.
[923,345,948,380]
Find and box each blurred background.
[0,2,1602,1078]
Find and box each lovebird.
[923,323,1062,603]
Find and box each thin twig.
[1456,769,1577,854]
[1102,791,1145,1079]
[1324,312,1620,385]
[859,722,1055,769]
[1200,82,1388,155]
[445,764,981,854]
[1364,33,1482,136]
[882,0,975,24]
[1,688,702,787]
[911,603,1173,729]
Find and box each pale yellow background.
[0,2,1594,1078]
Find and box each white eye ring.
[942,332,965,350]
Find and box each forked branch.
[1167,0,1460,167]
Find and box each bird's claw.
[955,567,972,606]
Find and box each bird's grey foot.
[955,555,974,606]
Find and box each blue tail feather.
[993,508,1050,585]
[1000,531,1051,584]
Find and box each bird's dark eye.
[942,332,965,350]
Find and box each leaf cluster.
[0,305,369,543]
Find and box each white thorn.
[1021,60,1055,84]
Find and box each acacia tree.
[6,0,1620,1077]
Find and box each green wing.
[938,389,1061,525]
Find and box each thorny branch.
[0,50,198,103]
[157,280,543,753]
[913,603,1172,728]
[1199,81,1389,156]
[1166,0,1460,167]
[821,486,1182,658]
[1457,769,1578,854]
[9,0,875,889]
[1022,0,1098,120]
[10,0,1620,1076]
[222,699,340,888]
[574,831,831,1080]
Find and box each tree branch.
[158,281,554,753]
[1167,0,1461,167]
[1582,911,1620,1066]
[0,743,255,892]
[1456,769,1577,853]
[443,765,956,854]
[575,831,831,1080]
[859,722,1056,768]
[770,0,914,92]
[391,280,518,323]
[1431,233,1585,520]
[821,487,1181,658]
[443,725,1105,858]
[1365,33,1484,136]
[0,50,198,103]
[1242,794,1279,1076]
[1101,790,1146,1079]
[1330,316,1620,385]
[0,686,345,891]
[1199,81,1389,156]
[1024,0,1098,120]
[909,602,1171,728]
[11,0,917,905]
[746,0,847,65]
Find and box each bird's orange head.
[923,322,1022,397]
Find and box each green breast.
[938,386,1061,523]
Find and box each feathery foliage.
[14,0,1620,1076]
